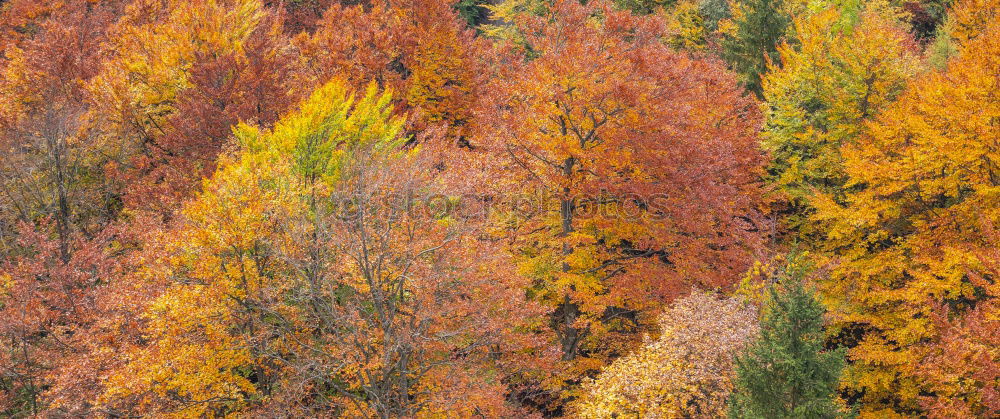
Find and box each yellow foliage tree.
[761,2,919,241]
[944,0,1000,49]
[812,19,1000,416]
[927,0,1000,68]
[480,0,549,41]
[100,80,392,417]
[101,75,535,417]
[664,0,708,51]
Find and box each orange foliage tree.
[301,0,485,137]
[0,1,132,415]
[474,0,769,406]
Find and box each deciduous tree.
[0,2,130,414]
[761,3,919,242]
[302,0,485,138]
[101,79,544,417]
[477,1,768,405]
[812,18,1000,415]
[576,291,759,418]
[87,0,298,214]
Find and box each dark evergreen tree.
[721,0,790,97]
[455,0,491,27]
[728,261,850,418]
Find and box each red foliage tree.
[0,221,121,416]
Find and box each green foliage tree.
[721,0,791,97]
[728,260,849,419]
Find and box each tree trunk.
[558,156,580,360]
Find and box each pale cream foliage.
[576,291,760,418]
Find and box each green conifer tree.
[721,0,790,97]
[728,260,850,418]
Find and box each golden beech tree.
[811,20,1000,416]
[663,0,709,51]
[259,82,546,417]
[100,79,544,417]
[479,0,549,41]
[942,0,1000,49]
[100,114,302,416]
[476,0,768,398]
[926,0,998,67]
[575,291,760,418]
[761,3,919,241]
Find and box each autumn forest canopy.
[0,0,997,416]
